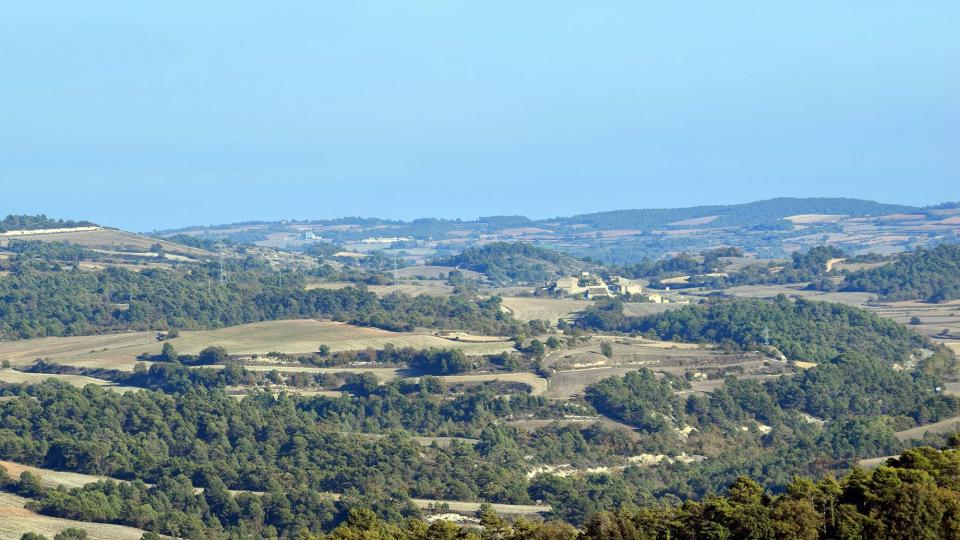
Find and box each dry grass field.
[6,228,210,258]
[718,284,875,307]
[894,413,960,441]
[0,492,153,540]
[214,365,403,382]
[863,300,960,343]
[393,266,483,280]
[305,281,454,297]
[0,320,515,371]
[500,296,679,323]
[0,459,109,489]
[0,368,139,393]
[0,460,157,539]
[428,372,549,396]
[500,297,591,322]
[622,303,685,317]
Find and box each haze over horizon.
[2,2,957,230]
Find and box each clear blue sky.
[1,2,957,231]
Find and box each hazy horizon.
[2,2,957,230]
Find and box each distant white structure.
[361,236,412,244]
[0,226,101,237]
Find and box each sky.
[0,1,957,231]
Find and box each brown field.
[718,284,874,307]
[0,368,139,393]
[500,297,591,322]
[6,228,210,258]
[0,320,515,371]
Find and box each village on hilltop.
[548,271,687,303]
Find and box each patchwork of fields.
[0,320,515,371]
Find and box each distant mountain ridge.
[155,197,924,234]
[557,197,919,230]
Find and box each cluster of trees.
[585,370,688,432]
[3,354,958,536]
[578,296,927,364]
[14,445,960,540]
[434,242,591,285]
[0,214,96,232]
[0,258,521,339]
[840,243,960,302]
[572,445,960,540]
[407,349,473,375]
[586,353,957,436]
[615,248,741,281]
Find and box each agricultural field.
[541,337,786,400]
[500,297,591,322]
[713,284,875,307]
[393,265,483,281]
[0,320,515,371]
[305,281,454,297]
[213,365,403,382]
[0,227,210,258]
[894,413,960,441]
[864,300,960,344]
[0,459,109,489]
[0,368,139,393]
[0,492,151,540]
[500,296,679,323]
[426,372,549,396]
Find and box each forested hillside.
[841,243,960,302]
[0,255,519,339]
[577,296,928,363]
[561,197,915,230]
[434,242,591,284]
